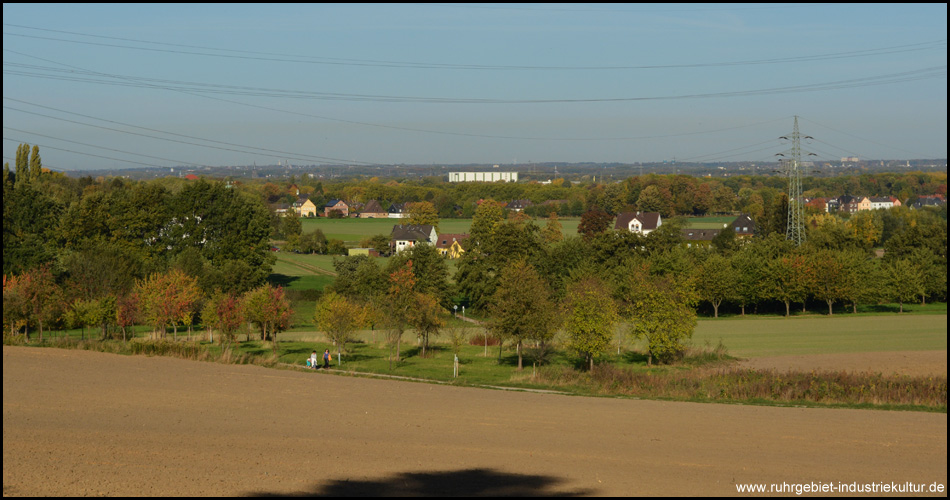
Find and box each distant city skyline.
[3,3,947,171]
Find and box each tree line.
[319,198,945,370]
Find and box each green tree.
[636,184,673,216]
[886,259,923,313]
[29,145,42,182]
[15,143,29,186]
[407,201,440,232]
[541,212,563,244]
[467,199,507,248]
[406,291,447,358]
[808,249,850,315]
[314,291,366,364]
[386,243,451,307]
[331,255,388,299]
[487,259,560,370]
[694,254,736,318]
[564,276,618,371]
[627,273,698,365]
[384,262,417,369]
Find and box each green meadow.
[300,216,581,246]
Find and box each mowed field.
[300,217,581,246]
[4,331,947,496]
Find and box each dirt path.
[3,346,946,496]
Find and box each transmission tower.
[776,116,812,246]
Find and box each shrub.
[468,332,501,346]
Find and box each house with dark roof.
[359,200,388,218]
[390,224,437,253]
[911,195,946,209]
[324,199,349,217]
[614,212,662,235]
[388,202,409,219]
[680,214,756,247]
[506,199,534,212]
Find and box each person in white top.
[309,350,319,369]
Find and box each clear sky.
[2,3,947,171]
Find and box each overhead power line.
[5,50,797,142]
[3,25,944,71]
[4,55,945,103]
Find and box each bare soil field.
[3,346,947,497]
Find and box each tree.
[116,293,140,342]
[406,292,447,358]
[764,254,811,317]
[636,184,672,216]
[314,291,366,364]
[384,262,417,369]
[3,274,29,338]
[564,276,618,371]
[885,259,923,313]
[31,267,64,340]
[331,255,387,300]
[243,284,293,346]
[577,208,613,239]
[487,259,560,370]
[136,269,202,340]
[202,292,244,344]
[407,201,440,232]
[299,229,329,254]
[694,254,736,318]
[627,273,698,365]
[808,249,849,315]
[29,145,42,182]
[15,143,29,185]
[386,243,451,307]
[541,212,563,244]
[838,250,880,314]
[467,199,506,249]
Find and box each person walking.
[323,349,331,369]
[309,350,318,369]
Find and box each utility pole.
[776,116,812,246]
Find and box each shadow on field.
[246,468,592,497]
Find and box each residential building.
[388,202,409,218]
[435,234,469,259]
[359,200,388,218]
[614,212,662,235]
[390,224,437,253]
[324,199,349,217]
[506,199,533,212]
[293,195,318,217]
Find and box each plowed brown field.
[3,346,947,496]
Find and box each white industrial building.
[448,171,518,183]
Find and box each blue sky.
[2,3,947,171]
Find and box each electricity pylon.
[776,116,812,246]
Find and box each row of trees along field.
[322,198,945,368]
[265,169,946,222]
